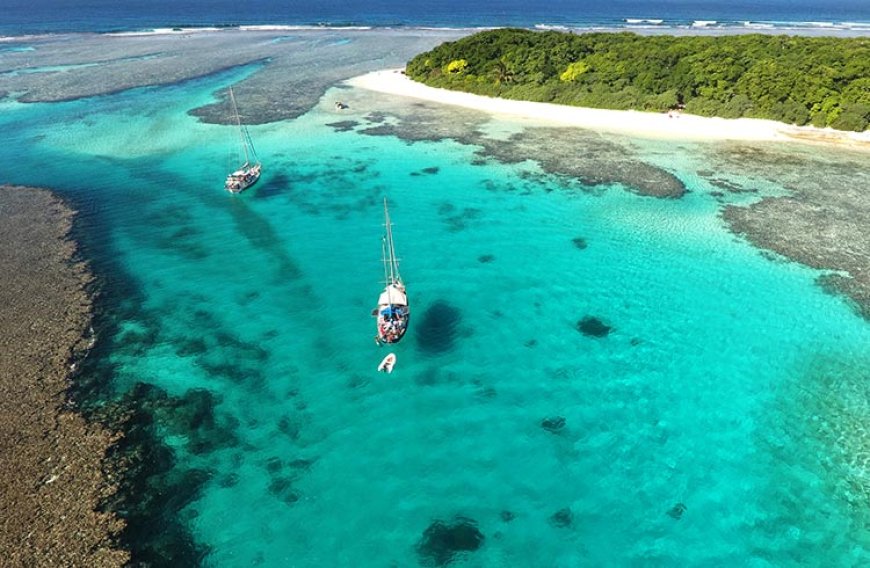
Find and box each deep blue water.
[2,0,869,35]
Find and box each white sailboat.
[224,87,261,193]
[373,199,410,345]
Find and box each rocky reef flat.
[0,185,127,566]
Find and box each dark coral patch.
[572,237,588,249]
[219,473,240,488]
[541,416,566,433]
[288,458,315,471]
[198,360,262,387]
[278,415,301,441]
[140,387,241,455]
[154,224,209,261]
[667,503,687,520]
[709,177,755,193]
[268,476,301,505]
[576,316,613,338]
[550,508,573,528]
[241,291,260,304]
[417,517,485,566]
[478,386,497,399]
[500,510,515,523]
[411,166,440,177]
[416,301,463,355]
[99,383,215,564]
[363,111,388,124]
[262,329,280,340]
[325,120,359,132]
[478,254,496,263]
[436,202,483,232]
[265,456,283,474]
[437,202,455,215]
[214,332,270,361]
[175,337,207,357]
[115,326,159,356]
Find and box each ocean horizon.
[2,0,870,36]
[1,3,869,566]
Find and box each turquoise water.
[3,63,869,566]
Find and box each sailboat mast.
[229,87,250,165]
[383,199,400,284]
[381,236,391,288]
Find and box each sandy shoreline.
[345,69,870,320]
[0,186,127,565]
[348,69,870,149]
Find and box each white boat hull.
[378,353,397,373]
[225,163,262,193]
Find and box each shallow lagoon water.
[2,43,869,566]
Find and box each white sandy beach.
[348,69,870,149]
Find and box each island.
[405,28,870,132]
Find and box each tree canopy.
[405,29,870,131]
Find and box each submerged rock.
[576,316,613,338]
[550,508,573,528]
[265,457,283,474]
[667,502,687,520]
[411,166,440,176]
[417,517,485,566]
[325,120,358,132]
[219,473,240,488]
[541,416,567,433]
[268,476,301,505]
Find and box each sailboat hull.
[376,311,410,344]
[225,164,262,193]
[224,87,262,194]
[374,199,409,344]
[375,286,410,344]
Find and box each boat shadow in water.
[226,198,303,283]
[252,172,291,200]
[415,300,462,355]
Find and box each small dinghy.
[378,353,397,373]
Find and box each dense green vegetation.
[406,29,870,131]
